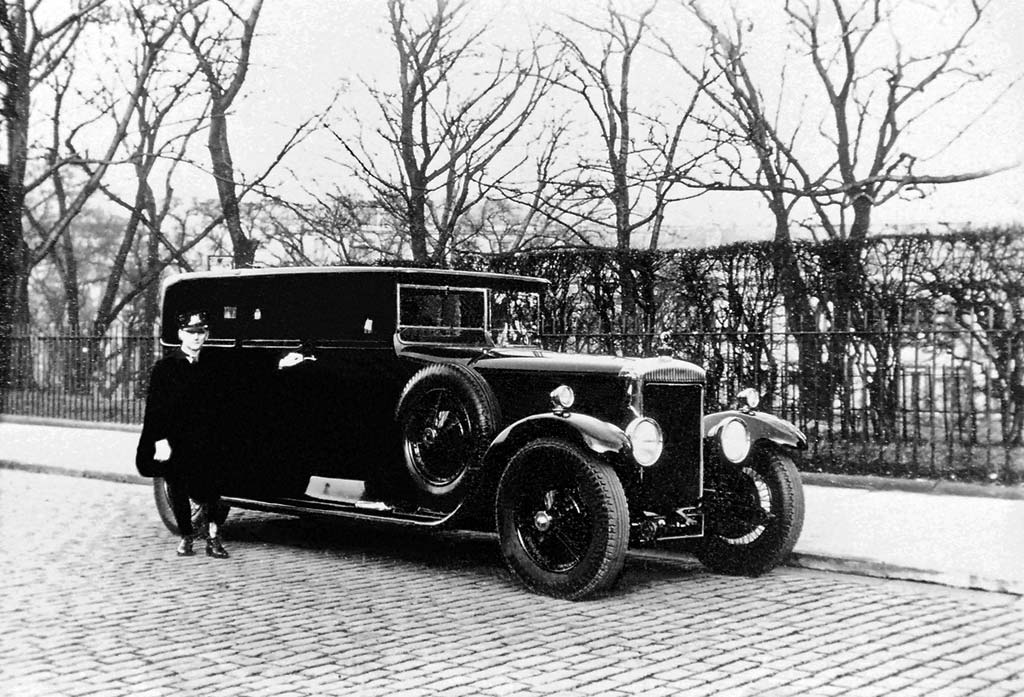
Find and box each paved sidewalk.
[2,417,1022,595]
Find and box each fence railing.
[544,323,1022,483]
[1,331,159,425]
[1,326,1020,483]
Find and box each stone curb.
[786,552,1024,597]
[800,472,1024,500]
[0,459,149,486]
[629,548,1023,597]
[0,413,141,433]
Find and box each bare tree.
[180,0,338,269]
[24,3,212,339]
[660,1,821,396]
[665,0,1015,412]
[16,2,221,391]
[548,3,704,252]
[495,119,604,249]
[1,0,209,391]
[87,19,209,337]
[26,2,205,273]
[530,2,705,345]
[785,0,1014,239]
[179,0,262,268]
[228,194,370,267]
[672,0,1014,240]
[336,0,555,266]
[1,0,108,383]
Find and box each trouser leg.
[199,493,229,558]
[203,496,226,538]
[166,474,195,537]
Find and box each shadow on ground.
[218,508,707,598]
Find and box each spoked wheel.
[153,477,230,538]
[496,438,629,600]
[695,448,804,576]
[396,363,499,502]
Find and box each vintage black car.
[152,266,806,599]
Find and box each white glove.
[154,439,171,461]
[278,352,306,369]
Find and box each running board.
[220,494,453,527]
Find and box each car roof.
[163,265,548,291]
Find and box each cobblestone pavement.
[1,470,1022,697]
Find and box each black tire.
[695,448,804,576]
[153,477,230,538]
[496,438,630,600]
[395,363,500,501]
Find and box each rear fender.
[703,410,807,450]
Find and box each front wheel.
[695,448,804,576]
[153,477,230,538]
[496,438,630,600]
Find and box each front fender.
[489,412,630,458]
[704,410,807,450]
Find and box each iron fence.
[544,322,1022,483]
[1,330,159,425]
[1,324,1020,483]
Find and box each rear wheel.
[153,477,230,538]
[496,438,629,600]
[695,448,804,576]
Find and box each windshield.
[490,290,540,346]
[397,284,541,346]
[398,285,487,343]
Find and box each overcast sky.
[211,0,1024,239]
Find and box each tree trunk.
[208,105,256,268]
[407,179,430,264]
[0,175,20,393]
[767,204,830,419]
[616,251,638,355]
[1,30,32,389]
[0,169,31,392]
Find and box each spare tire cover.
[395,362,500,501]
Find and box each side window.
[490,290,540,346]
[398,285,487,343]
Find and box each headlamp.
[549,385,575,410]
[719,417,751,463]
[627,417,664,467]
[736,387,760,411]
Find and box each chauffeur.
[136,310,229,559]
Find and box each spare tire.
[395,362,500,502]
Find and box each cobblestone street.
[1,469,1021,697]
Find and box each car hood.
[472,346,706,383]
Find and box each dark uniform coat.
[136,349,220,503]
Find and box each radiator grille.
[640,382,703,511]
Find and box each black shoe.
[206,537,229,559]
[176,537,195,557]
